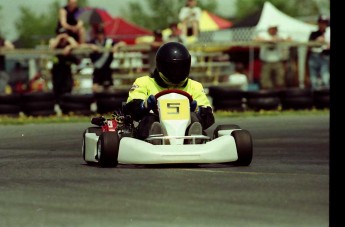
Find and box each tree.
[15,4,58,47]
[121,0,217,31]
[234,0,329,20]
[0,6,4,37]
[14,0,89,48]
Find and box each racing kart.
[82,89,253,167]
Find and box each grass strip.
[0,108,329,125]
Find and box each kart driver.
[123,41,215,144]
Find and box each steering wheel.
[155,89,193,103]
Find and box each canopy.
[255,2,317,41]
[232,2,317,41]
[77,7,113,26]
[199,10,233,32]
[104,17,153,44]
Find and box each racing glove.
[190,100,197,112]
[141,95,157,112]
[196,106,215,130]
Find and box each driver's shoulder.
[135,75,153,83]
[188,78,203,89]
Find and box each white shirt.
[325,27,330,49]
[255,31,290,62]
[228,73,248,91]
[179,6,202,26]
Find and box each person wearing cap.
[88,26,126,93]
[123,42,214,144]
[307,15,330,90]
[253,23,292,90]
[49,28,79,102]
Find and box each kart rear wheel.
[82,127,102,164]
[231,129,253,166]
[98,132,120,167]
[213,124,241,139]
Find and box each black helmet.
[156,42,191,85]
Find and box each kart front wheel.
[231,130,253,166]
[97,132,120,167]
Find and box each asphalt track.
[0,113,329,227]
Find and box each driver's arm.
[189,82,215,129]
[123,80,150,121]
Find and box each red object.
[77,7,152,44]
[104,17,153,44]
[102,119,118,132]
[205,11,233,29]
[77,7,113,25]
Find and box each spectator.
[253,23,292,90]
[49,28,79,102]
[123,42,214,145]
[226,63,248,91]
[0,36,15,94]
[56,0,86,44]
[88,26,126,93]
[179,0,202,40]
[163,22,183,43]
[307,15,330,90]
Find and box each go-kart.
[82,89,253,167]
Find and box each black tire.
[59,102,92,115]
[21,101,55,112]
[281,97,314,110]
[60,93,95,104]
[313,88,330,109]
[96,97,125,114]
[0,94,21,104]
[244,89,280,98]
[208,87,245,99]
[98,132,120,167]
[279,88,313,110]
[280,88,312,98]
[246,97,280,111]
[23,109,57,117]
[231,129,253,166]
[213,124,241,139]
[21,92,55,102]
[82,127,103,164]
[0,104,21,116]
[94,90,128,99]
[314,95,330,109]
[212,99,244,111]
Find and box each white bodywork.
[84,131,239,164]
[83,92,241,165]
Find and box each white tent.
[255,1,317,42]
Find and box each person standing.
[49,28,79,102]
[253,24,292,90]
[88,26,126,93]
[56,0,86,44]
[0,36,15,94]
[307,15,330,90]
